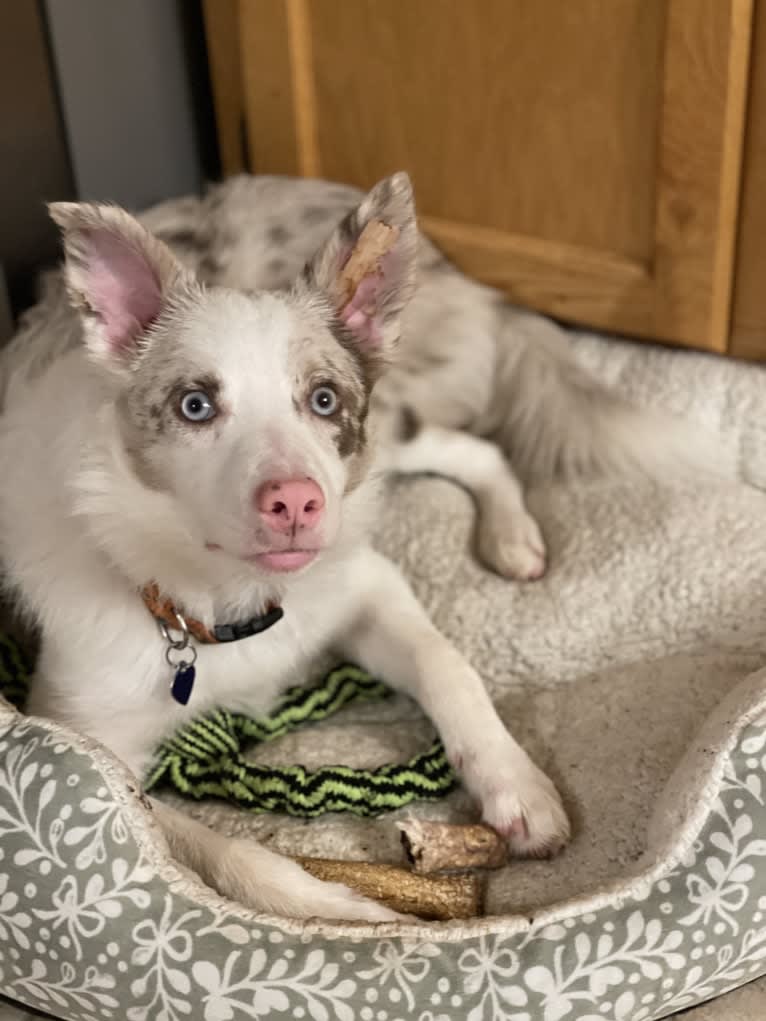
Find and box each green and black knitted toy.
[0,634,455,817]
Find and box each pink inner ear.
[81,229,162,354]
[340,274,385,348]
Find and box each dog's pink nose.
[255,478,325,534]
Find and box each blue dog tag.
[171,663,196,705]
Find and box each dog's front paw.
[481,762,570,858]
[460,744,570,858]
[477,508,547,581]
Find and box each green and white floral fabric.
[2,666,766,1021]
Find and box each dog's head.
[50,174,416,578]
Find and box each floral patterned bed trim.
[1,677,766,1021]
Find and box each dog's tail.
[487,307,735,484]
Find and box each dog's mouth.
[205,542,319,573]
[246,550,318,572]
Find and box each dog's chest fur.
[0,349,363,772]
[26,559,364,777]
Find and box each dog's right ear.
[49,202,194,369]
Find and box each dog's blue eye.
[180,391,216,423]
[310,385,338,417]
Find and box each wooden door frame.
[730,0,766,360]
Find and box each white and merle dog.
[0,173,704,921]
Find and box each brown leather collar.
[141,582,283,644]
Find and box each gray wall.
[0,269,13,346]
[44,0,206,210]
[0,2,74,316]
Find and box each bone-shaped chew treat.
[296,856,484,921]
[397,819,507,874]
[337,220,400,306]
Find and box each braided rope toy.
[0,635,456,817]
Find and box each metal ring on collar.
[165,642,198,669]
[158,611,190,650]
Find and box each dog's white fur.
[0,172,708,922]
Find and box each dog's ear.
[300,172,418,360]
[49,202,193,368]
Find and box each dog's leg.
[151,799,403,922]
[338,550,570,858]
[389,425,546,580]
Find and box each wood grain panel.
[305,0,664,263]
[214,0,753,353]
[653,0,752,350]
[239,0,300,176]
[730,0,766,360]
[419,215,650,330]
[202,0,246,176]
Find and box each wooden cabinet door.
[205,0,753,354]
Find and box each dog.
[0,172,706,921]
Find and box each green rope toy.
[0,635,456,817]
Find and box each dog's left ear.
[300,172,418,360]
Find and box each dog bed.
[0,328,765,1021]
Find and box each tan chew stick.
[296,856,484,920]
[398,819,507,874]
[337,220,400,305]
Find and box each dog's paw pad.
[481,770,570,859]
